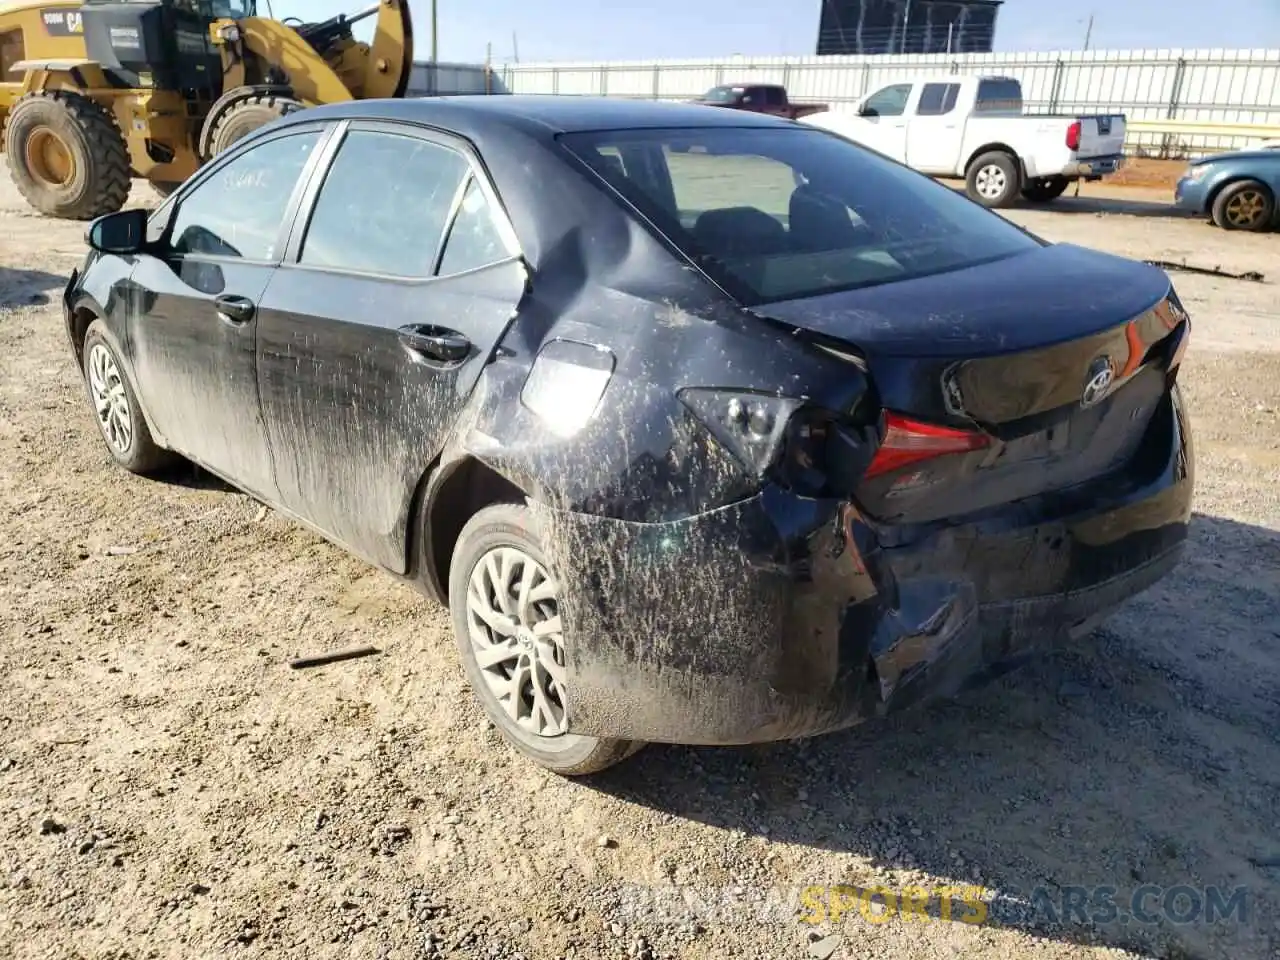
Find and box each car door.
[905,81,964,174]
[854,83,913,161]
[254,120,528,572]
[127,121,333,501]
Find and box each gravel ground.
[1,177,1278,960]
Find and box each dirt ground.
[1,177,1278,960]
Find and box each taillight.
[864,412,990,479]
[1065,120,1082,152]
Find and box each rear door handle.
[214,294,256,326]
[397,325,471,363]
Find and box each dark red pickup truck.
[690,84,828,120]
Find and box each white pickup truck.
[800,75,1127,208]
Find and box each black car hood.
[751,242,1171,359]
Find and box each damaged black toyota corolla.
[64,95,1194,775]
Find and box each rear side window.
[169,130,321,261]
[299,129,469,277]
[975,78,1023,113]
[561,127,1039,305]
[437,178,510,275]
[917,83,960,116]
[762,87,785,107]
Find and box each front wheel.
[1211,180,1275,231]
[81,320,180,475]
[965,151,1021,208]
[205,93,304,158]
[449,503,646,776]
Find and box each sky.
[266,0,1280,64]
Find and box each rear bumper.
[539,385,1194,746]
[1062,153,1125,179]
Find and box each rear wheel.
[3,91,131,220]
[1021,176,1070,203]
[449,503,646,776]
[1211,180,1275,231]
[206,93,304,157]
[965,151,1021,208]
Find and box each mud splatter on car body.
[64,96,1195,749]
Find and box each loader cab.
[79,0,225,93]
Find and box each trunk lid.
[1076,114,1127,158]
[753,243,1188,523]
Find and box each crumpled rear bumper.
[533,386,1194,746]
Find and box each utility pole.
[431,0,439,63]
[1082,13,1094,51]
[901,0,913,54]
[512,30,519,62]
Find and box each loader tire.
[206,93,304,158]
[3,91,131,220]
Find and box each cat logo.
[41,9,84,35]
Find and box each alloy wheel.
[975,164,1008,200]
[1224,189,1268,228]
[465,546,569,737]
[87,343,132,455]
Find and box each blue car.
[1174,148,1280,231]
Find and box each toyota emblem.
[1081,357,1115,409]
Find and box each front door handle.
[397,325,471,363]
[214,294,256,326]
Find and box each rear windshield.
[559,127,1040,305]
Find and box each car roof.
[277,94,800,139]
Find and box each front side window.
[700,86,742,104]
[299,129,470,277]
[861,84,913,117]
[168,130,322,261]
[561,126,1040,305]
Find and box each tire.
[3,91,131,220]
[448,503,646,776]
[965,150,1021,208]
[1020,175,1070,203]
[1210,179,1275,232]
[81,320,179,475]
[206,93,304,157]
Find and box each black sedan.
[64,95,1195,776]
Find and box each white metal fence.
[406,61,496,97]
[496,49,1280,157]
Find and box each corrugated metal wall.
[406,61,498,96]
[497,49,1280,156]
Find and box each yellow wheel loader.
[0,0,413,220]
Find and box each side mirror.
[86,208,148,255]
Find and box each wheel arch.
[410,454,529,604]
[68,297,102,368]
[965,142,1022,175]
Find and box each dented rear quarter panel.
[66,98,1196,748]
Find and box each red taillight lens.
[1065,120,1082,152]
[864,412,990,479]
